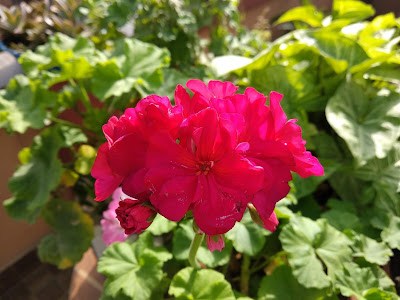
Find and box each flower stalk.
[240,254,250,295]
[188,233,204,269]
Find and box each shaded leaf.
[38,198,94,268]
[258,264,329,300]
[381,215,400,250]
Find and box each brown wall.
[0,129,50,271]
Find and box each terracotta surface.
[0,129,51,271]
[68,248,105,300]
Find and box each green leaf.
[322,210,363,232]
[294,30,369,69]
[366,64,400,84]
[147,214,177,235]
[0,75,56,133]
[112,38,170,78]
[169,267,235,300]
[4,126,86,223]
[364,288,399,300]
[5,127,63,222]
[334,262,380,299]
[351,233,393,265]
[332,0,375,22]
[280,216,352,289]
[258,264,328,300]
[20,33,106,78]
[172,220,232,268]
[38,198,94,269]
[381,215,400,250]
[226,211,269,256]
[238,33,293,74]
[98,234,172,300]
[155,68,191,100]
[293,159,341,198]
[91,60,137,100]
[249,65,316,114]
[92,38,170,100]
[326,81,400,161]
[354,143,400,192]
[275,6,324,27]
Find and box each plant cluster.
[0,0,399,299]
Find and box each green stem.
[49,116,87,131]
[188,234,204,269]
[240,254,251,296]
[78,80,93,113]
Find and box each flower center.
[196,161,214,175]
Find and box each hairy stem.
[240,254,251,295]
[188,233,204,269]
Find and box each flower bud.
[116,199,156,235]
[248,203,279,232]
[206,234,225,252]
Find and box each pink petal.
[292,152,324,178]
[187,79,213,99]
[175,85,193,117]
[251,158,292,219]
[212,155,264,195]
[268,91,287,132]
[244,87,267,104]
[122,168,149,201]
[261,212,279,232]
[91,143,123,201]
[208,81,238,99]
[206,234,225,252]
[107,133,147,176]
[103,116,119,146]
[112,186,126,203]
[101,218,127,245]
[193,175,248,235]
[145,165,199,221]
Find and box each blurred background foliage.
[1,0,400,299]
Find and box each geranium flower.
[92,80,323,252]
[100,187,128,246]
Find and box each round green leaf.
[280,216,352,289]
[98,236,171,300]
[326,81,400,162]
[226,212,269,256]
[169,267,235,300]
